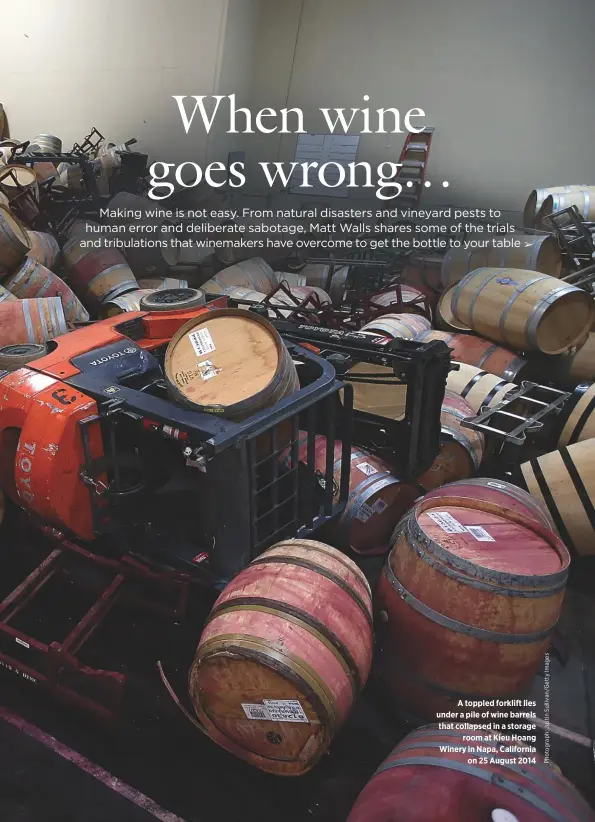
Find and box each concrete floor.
[0,539,593,821]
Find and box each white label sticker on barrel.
[197,360,221,381]
[466,525,495,542]
[356,503,375,523]
[427,511,467,533]
[357,461,378,477]
[188,327,216,357]
[263,700,309,723]
[487,481,505,489]
[241,703,271,721]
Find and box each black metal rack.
[68,340,352,586]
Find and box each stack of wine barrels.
[523,184,587,227]
[376,486,570,721]
[347,725,595,822]
[164,307,299,421]
[189,539,373,775]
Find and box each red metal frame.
[0,528,190,724]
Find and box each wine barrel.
[275,271,307,288]
[416,329,528,382]
[370,285,428,315]
[164,308,299,421]
[0,204,30,272]
[26,230,60,270]
[0,165,40,224]
[361,313,431,340]
[423,478,557,533]
[137,277,189,290]
[32,162,58,184]
[0,298,67,345]
[300,264,350,306]
[188,538,373,776]
[401,254,443,294]
[3,258,89,324]
[31,133,62,154]
[441,235,562,289]
[212,258,278,295]
[451,267,593,354]
[436,285,470,332]
[376,492,570,720]
[63,236,138,307]
[446,363,518,412]
[538,187,595,226]
[0,284,16,303]
[347,725,595,822]
[417,391,484,492]
[518,437,595,556]
[524,184,588,227]
[282,434,419,556]
[100,289,156,318]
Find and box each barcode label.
[264,699,309,723]
[188,327,216,357]
[242,703,271,721]
[466,525,495,542]
[427,511,467,534]
[356,502,375,523]
[357,461,378,477]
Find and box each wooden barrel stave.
[189,538,373,775]
[519,438,595,557]
[347,725,595,822]
[0,297,68,345]
[377,493,570,720]
[164,308,299,420]
[3,258,89,324]
[451,267,593,354]
[417,329,528,382]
